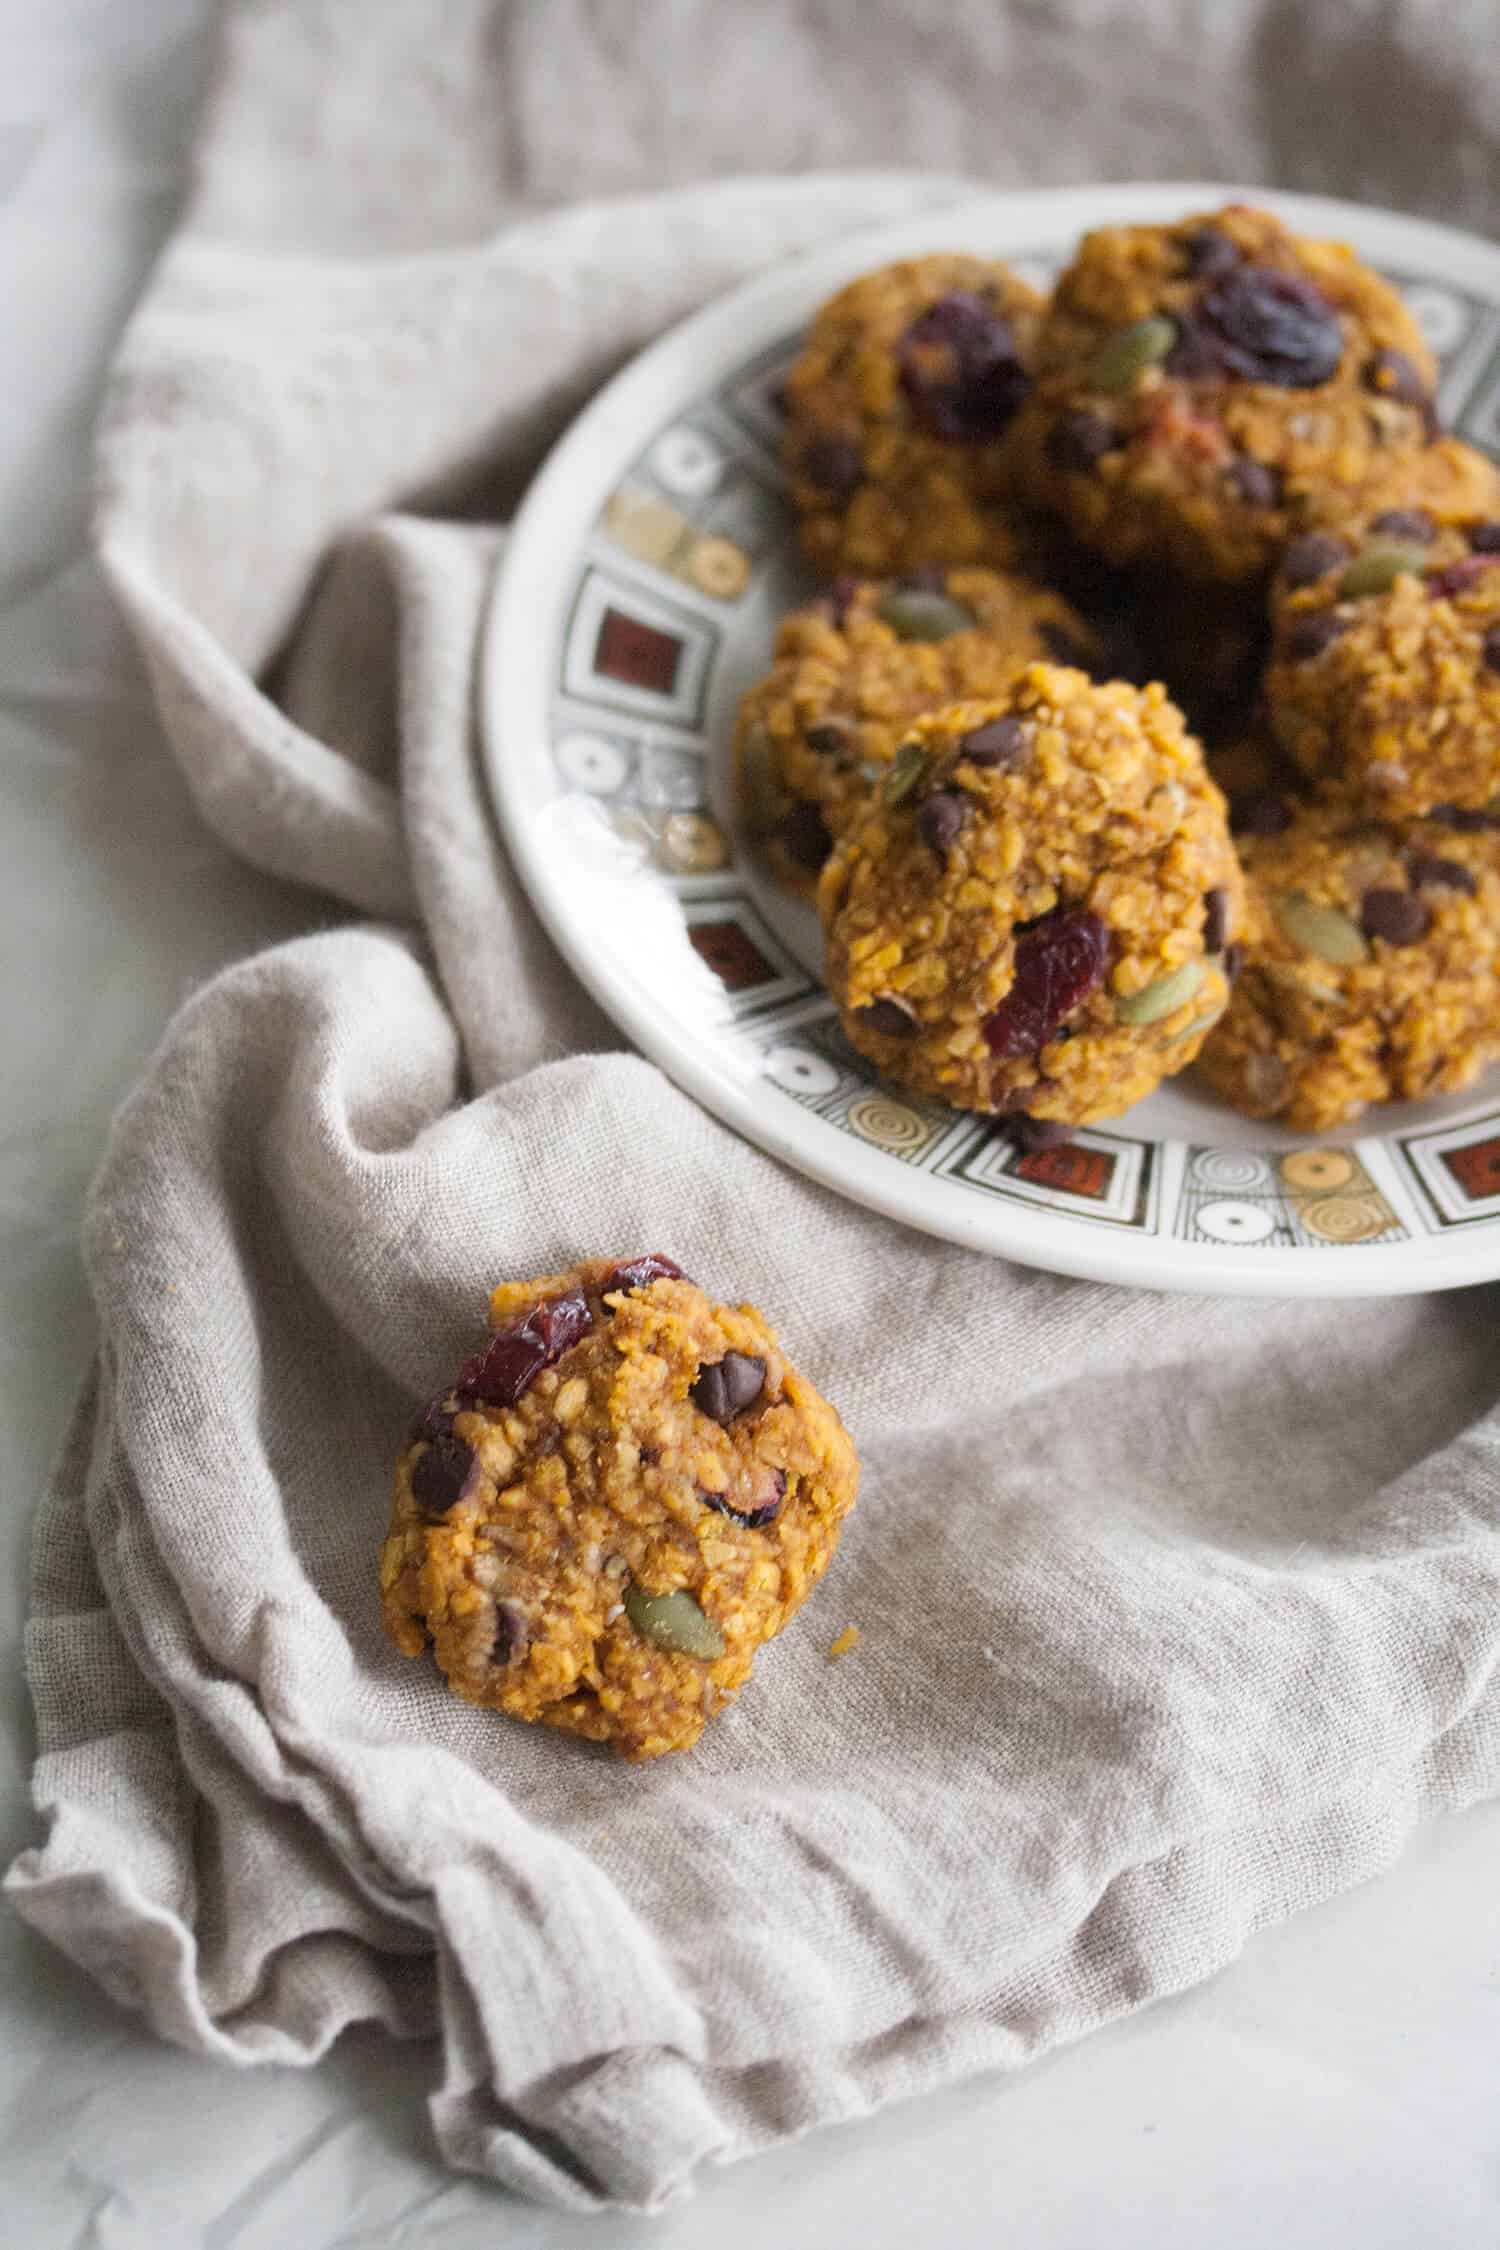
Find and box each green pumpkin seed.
[876,587,977,641]
[739,723,788,833]
[1088,316,1177,394]
[882,742,928,807]
[1337,542,1429,599]
[623,1583,725,1660]
[1164,997,1228,1046]
[1270,889,1369,965]
[1114,957,1206,1025]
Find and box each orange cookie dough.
[380,1256,859,1761]
[1265,501,1500,819]
[783,253,1045,579]
[1198,803,1500,1130]
[1011,204,1438,583]
[818,669,1242,1128]
[736,565,1101,895]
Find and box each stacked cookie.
[738,204,1500,1133]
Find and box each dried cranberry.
[1202,886,1230,952]
[1190,266,1343,387]
[778,802,832,870]
[690,1353,766,1424]
[1361,887,1430,945]
[1231,789,1293,836]
[1285,612,1350,661]
[1426,555,1500,601]
[960,716,1028,766]
[823,575,860,626]
[457,1288,593,1409]
[1227,457,1282,507]
[983,909,1109,1057]
[411,1432,477,1519]
[701,1469,785,1530]
[802,437,863,497]
[896,291,1031,441]
[1181,226,1241,281]
[1363,348,1430,408]
[410,1395,457,1445]
[1369,507,1436,543]
[1280,532,1348,587]
[1046,410,1122,473]
[1407,852,1476,894]
[600,1255,684,1301]
[918,790,968,856]
[1470,522,1500,554]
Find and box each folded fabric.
[10,0,1500,2213]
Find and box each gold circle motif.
[660,812,729,873]
[1280,1147,1355,1192]
[1300,1193,1389,1243]
[689,535,751,600]
[847,1094,929,1153]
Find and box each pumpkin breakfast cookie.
[380,1257,858,1761]
[818,667,1242,1130]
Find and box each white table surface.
[3,5,1499,2243]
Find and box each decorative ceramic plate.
[485,182,1500,1295]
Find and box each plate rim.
[484,178,1500,1297]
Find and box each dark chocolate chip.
[1407,852,1477,894]
[411,1395,457,1445]
[804,722,849,757]
[1369,506,1436,543]
[960,715,1028,767]
[1046,410,1122,473]
[1181,225,1242,280]
[1280,532,1349,587]
[1230,788,1293,836]
[918,789,968,856]
[411,1432,477,1519]
[1038,621,1093,669]
[1006,1114,1076,1153]
[777,802,832,870]
[601,1255,684,1301]
[1202,886,1230,952]
[1432,802,1500,833]
[1361,887,1430,945]
[802,437,863,497]
[1227,456,1282,507]
[1223,941,1244,982]
[857,997,918,1038]
[700,1468,786,1531]
[491,1600,530,1667]
[1484,624,1500,677]
[1285,611,1351,662]
[1470,522,1500,553]
[1363,348,1431,407]
[690,1352,767,1424]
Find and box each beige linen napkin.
[9,0,1500,2213]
